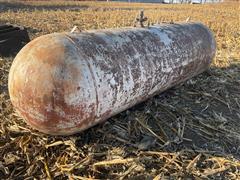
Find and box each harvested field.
[0,0,240,179]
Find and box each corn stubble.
[0,1,239,179]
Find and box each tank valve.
[134,10,148,27]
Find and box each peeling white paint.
[110,77,117,87]
[150,26,173,46]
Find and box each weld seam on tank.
[64,33,99,119]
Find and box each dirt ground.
[0,0,239,179]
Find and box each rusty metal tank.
[8,22,216,135]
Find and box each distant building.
[191,0,223,3]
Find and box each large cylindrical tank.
[8,23,216,135]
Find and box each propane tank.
[8,22,216,135]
